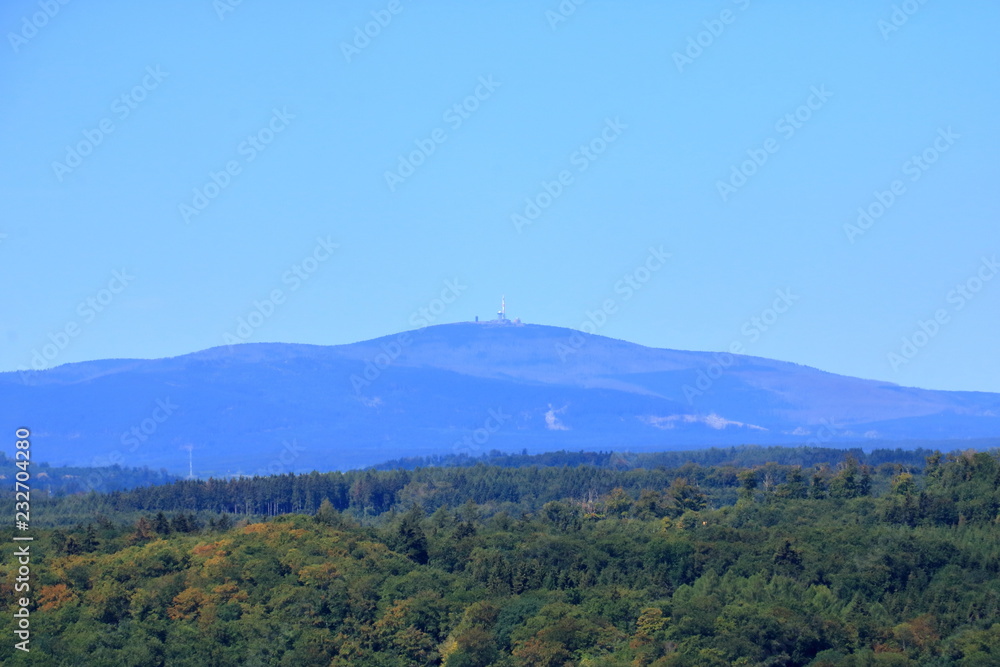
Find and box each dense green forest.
[2,448,1000,665]
[9,446,946,527]
[366,445,943,472]
[0,452,176,496]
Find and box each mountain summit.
[4,323,998,475]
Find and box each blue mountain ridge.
[2,322,998,476]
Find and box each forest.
[1,447,999,665]
[0,452,176,496]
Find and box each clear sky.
[2,1,998,393]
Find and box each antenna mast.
[183,445,194,480]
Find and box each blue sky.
[2,0,998,393]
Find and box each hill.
[2,322,998,475]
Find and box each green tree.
[605,487,633,517]
[737,469,759,502]
[396,506,429,564]
[668,478,707,513]
[315,498,340,526]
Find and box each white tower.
[498,295,506,321]
[182,445,194,480]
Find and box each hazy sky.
[2,1,998,393]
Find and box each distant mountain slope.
[2,322,998,475]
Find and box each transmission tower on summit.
[497,295,507,321]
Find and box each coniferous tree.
[50,529,67,555]
[81,524,98,553]
[154,511,171,535]
[395,506,429,564]
[170,513,190,534]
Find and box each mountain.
[3,321,998,476]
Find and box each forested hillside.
[11,446,948,526]
[367,445,944,472]
[2,450,999,665]
[0,453,175,496]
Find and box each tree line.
[0,449,998,664]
